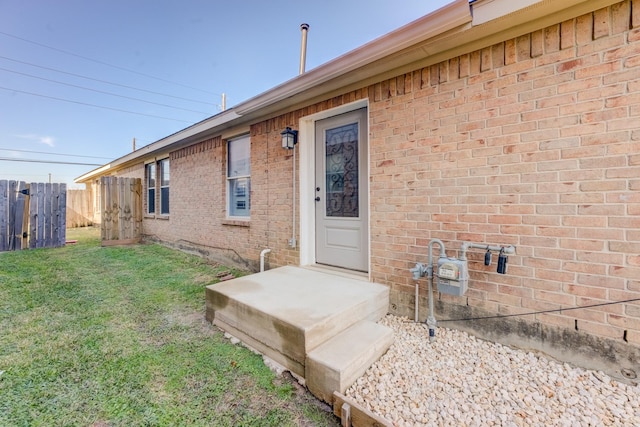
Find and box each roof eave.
[78,0,616,183]
[234,0,472,116]
[75,109,242,183]
[75,0,471,184]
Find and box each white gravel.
[345,314,640,426]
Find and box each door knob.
[315,197,321,202]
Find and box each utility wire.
[0,148,112,160]
[437,298,640,323]
[0,67,211,115]
[0,55,215,106]
[0,85,194,124]
[0,30,219,96]
[0,157,102,166]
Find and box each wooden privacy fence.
[100,176,142,246]
[0,180,67,251]
[67,188,94,228]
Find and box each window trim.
[145,162,156,215]
[226,134,251,219]
[145,157,169,217]
[159,158,170,216]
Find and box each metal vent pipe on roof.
[299,23,310,75]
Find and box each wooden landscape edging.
[333,392,392,427]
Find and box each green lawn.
[0,228,338,427]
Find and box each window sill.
[144,214,169,220]
[222,219,250,227]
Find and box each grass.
[0,228,339,427]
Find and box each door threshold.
[302,264,369,281]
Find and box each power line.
[0,157,102,166]
[0,30,219,97]
[0,67,212,116]
[0,55,216,107]
[0,85,194,124]
[0,148,112,160]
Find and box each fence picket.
[118,177,126,239]
[12,182,28,250]
[0,180,8,251]
[44,183,52,248]
[58,184,67,247]
[21,184,30,249]
[8,181,17,250]
[51,183,59,247]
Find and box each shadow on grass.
[0,227,339,427]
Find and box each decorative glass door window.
[325,123,359,218]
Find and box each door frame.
[298,99,370,275]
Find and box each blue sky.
[0,0,453,187]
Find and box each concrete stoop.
[306,320,394,404]
[205,265,392,404]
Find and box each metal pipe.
[460,242,516,261]
[299,23,310,75]
[288,24,308,249]
[415,283,419,322]
[260,248,272,272]
[289,145,296,248]
[425,238,447,343]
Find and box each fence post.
[12,182,28,250]
[59,184,67,247]
[0,180,8,251]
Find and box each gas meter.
[437,257,469,296]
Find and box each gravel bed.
[345,314,640,426]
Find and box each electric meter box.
[436,257,469,296]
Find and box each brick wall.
[109,0,640,374]
[369,1,640,352]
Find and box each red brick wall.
[370,1,640,345]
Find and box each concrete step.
[206,266,389,377]
[305,320,394,404]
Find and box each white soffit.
[471,0,544,25]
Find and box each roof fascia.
[373,0,623,82]
[75,109,241,183]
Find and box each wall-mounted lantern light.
[281,127,298,149]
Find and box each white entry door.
[315,108,368,272]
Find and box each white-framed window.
[159,158,170,215]
[145,158,169,215]
[227,135,250,218]
[146,162,156,214]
